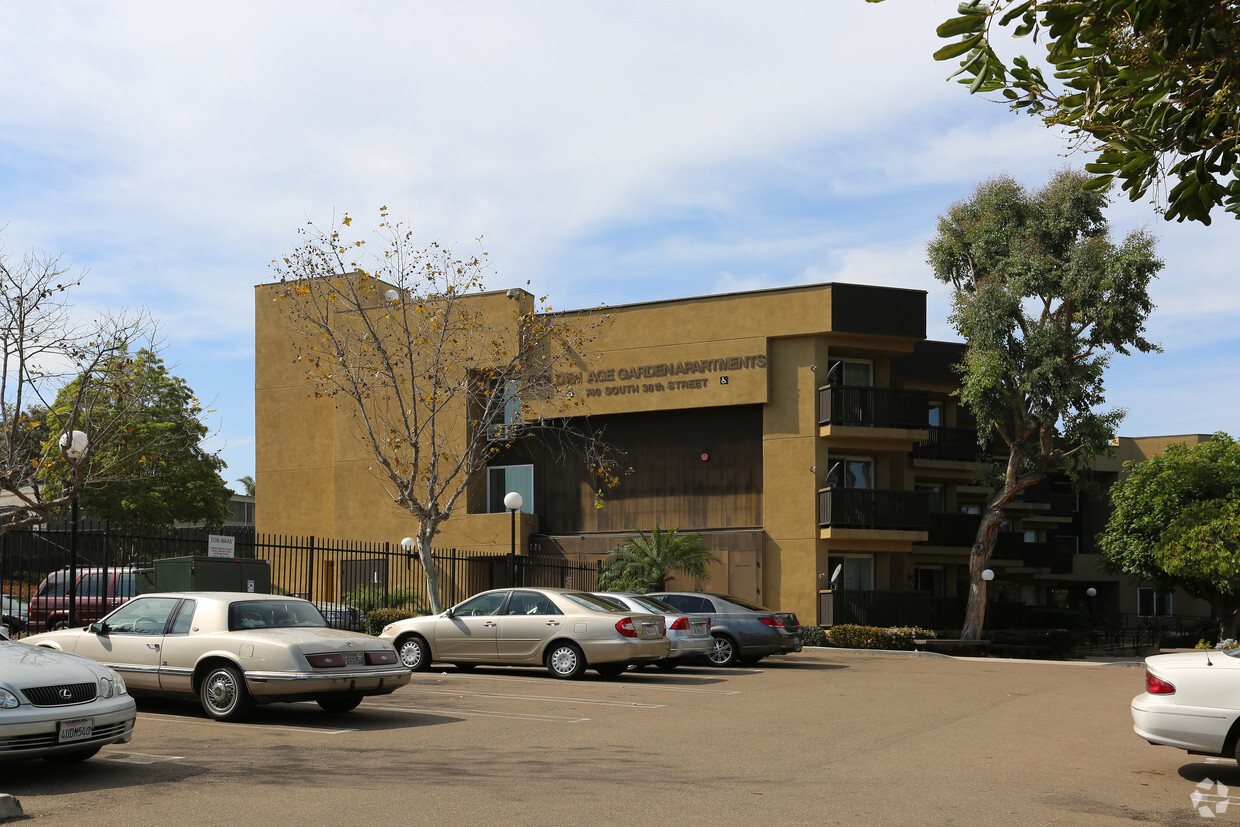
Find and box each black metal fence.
[818,385,929,429]
[1,521,599,632]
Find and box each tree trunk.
[1209,596,1240,642]
[417,520,444,614]
[960,512,1004,640]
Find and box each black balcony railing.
[818,385,929,429]
[912,426,981,462]
[818,488,929,531]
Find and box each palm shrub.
[598,524,720,593]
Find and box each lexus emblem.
[59,688,72,699]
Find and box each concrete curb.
[0,793,23,822]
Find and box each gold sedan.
[379,587,670,678]
[22,592,411,721]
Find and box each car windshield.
[715,595,777,613]
[36,571,69,598]
[229,600,327,630]
[561,592,628,613]
[627,595,678,614]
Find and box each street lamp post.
[60,430,88,629]
[504,492,523,587]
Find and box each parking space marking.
[100,751,185,765]
[408,687,665,709]
[137,712,358,735]
[432,673,743,695]
[365,703,590,723]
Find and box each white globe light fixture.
[504,491,524,587]
[385,289,400,303]
[981,569,995,582]
[60,430,88,462]
[400,537,414,551]
[1086,587,1097,598]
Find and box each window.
[928,403,943,427]
[169,600,197,635]
[914,566,944,597]
[827,555,874,591]
[505,591,561,616]
[827,457,874,489]
[103,597,181,635]
[453,591,508,617]
[488,464,533,513]
[827,359,873,387]
[1137,588,1173,618]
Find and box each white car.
[0,628,136,762]
[1131,649,1240,758]
[23,592,410,721]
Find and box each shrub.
[343,585,429,615]
[824,625,935,650]
[800,625,827,647]
[364,608,418,636]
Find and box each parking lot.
[3,649,1229,825]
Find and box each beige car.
[379,587,670,678]
[22,592,411,721]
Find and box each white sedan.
[0,629,136,762]
[23,592,411,721]
[1131,649,1240,758]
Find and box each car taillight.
[1146,671,1175,695]
[758,616,785,629]
[366,651,397,665]
[306,653,348,668]
[669,616,689,631]
[615,617,637,637]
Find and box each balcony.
[818,488,929,532]
[912,426,980,463]
[918,514,1076,574]
[818,385,929,429]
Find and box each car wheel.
[51,619,70,631]
[199,664,254,722]
[545,642,586,679]
[397,634,431,672]
[317,694,363,713]
[707,634,739,666]
[595,663,626,678]
[44,745,102,762]
[653,660,679,671]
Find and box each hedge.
[364,608,418,636]
[820,624,936,650]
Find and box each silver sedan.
[1,630,136,762]
[593,592,712,669]
[379,587,670,679]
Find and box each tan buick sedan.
[379,587,670,678]
[23,592,411,721]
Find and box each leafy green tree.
[870,0,1240,224]
[927,169,1162,639]
[1099,434,1240,638]
[598,525,720,593]
[236,475,255,497]
[43,349,232,530]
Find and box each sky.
[1,1,1237,487]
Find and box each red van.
[26,567,137,632]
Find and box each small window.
[1137,588,1173,618]
[488,465,533,513]
[169,599,197,635]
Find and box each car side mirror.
[444,607,455,619]
[89,621,108,636]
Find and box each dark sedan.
[646,591,801,666]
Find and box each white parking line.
[432,673,743,695]
[364,703,589,723]
[137,712,357,735]
[408,687,665,708]
[100,751,185,765]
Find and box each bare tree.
[271,210,621,613]
[0,238,169,532]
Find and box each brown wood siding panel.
[495,406,762,533]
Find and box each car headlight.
[108,668,128,696]
[99,676,114,699]
[0,688,19,709]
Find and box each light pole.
[59,430,88,629]
[504,491,523,587]
[1086,586,1097,635]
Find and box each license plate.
[642,622,657,636]
[58,718,93,743]
[691,621,707,635]
[342,652,364,666]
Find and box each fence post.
[306,536,315,601]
